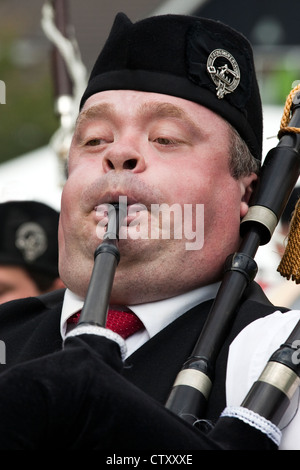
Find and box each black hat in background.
[80,12,263,162]
[0,201,59,277]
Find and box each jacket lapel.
[123,299,214,404]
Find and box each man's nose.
[102,140,146,173]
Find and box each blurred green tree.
[0,26,57,163]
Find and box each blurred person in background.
[0,200,64,304]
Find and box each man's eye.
[86,138,102,146]
[155,137,175,145]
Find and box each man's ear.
[240,173,258,218]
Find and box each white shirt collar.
[60,289,85,339]
[60,283,220,341]
[129,283,220,338]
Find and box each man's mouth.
[94,197,148,227]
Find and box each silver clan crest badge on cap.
[207,49,240,99]
[15,222,48,262]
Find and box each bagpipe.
[165,84,300,427]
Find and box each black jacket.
[0,281,286,424]
[0,281,286,450]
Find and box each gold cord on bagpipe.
[277,84,300,283]
[277,198,300,283]
[278,83,300,139]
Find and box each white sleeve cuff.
[221,406,282,447]
[64,324,127,361]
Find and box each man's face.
[59,90,256,304]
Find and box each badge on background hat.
[206,49,240,99]
[15,222,48,262]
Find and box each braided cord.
[278,198,300,283]
[278,83,300,139]
[277,84,300,281]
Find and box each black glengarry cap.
[80,12,262,161]
[0,200,60,277]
